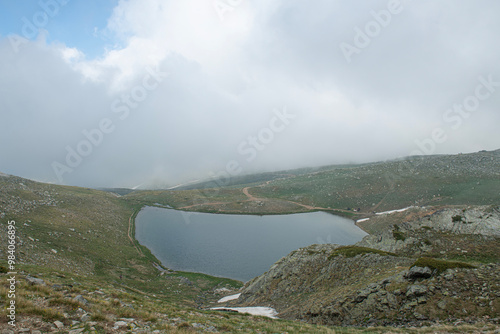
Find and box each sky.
[0,0,499,188]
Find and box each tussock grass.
[328,246,398,259]
[411,257,476,273]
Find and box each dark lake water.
[135,207,368,282]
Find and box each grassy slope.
[251,151,500,213]
[0,175,352,333]
[1,149,498,332]
[123,150,500,216]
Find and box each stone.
[437,300,447,309]
[406,285,428,298]
[179,277,193,286]
[417,296,427,304]
[26,275,45,286]
[413,312,427,320]
[444,273,454,281]
[68,329,84,334]
[53,321,64,329]
[114,321,128,328]
[81,314,91,322]
[74,295,89,305]
[406,266,432,279]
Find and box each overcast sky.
[0,0,499,188]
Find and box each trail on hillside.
[177,180,354,214]
[128,211,144,256]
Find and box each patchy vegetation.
[328,245,397,259]
[0,149,499,332]
[411,257,476,274]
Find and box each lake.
[135,207,368,282]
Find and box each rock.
[413,312,427,320]
[406,285,428,298]
[81,313,91,322]
[114,321,128,328]
[179,277,193,286]
[68,329,84,334]
[26,275,45,286]
[403,300,418,309]
[417,296,427,304]
[406,266,432,279]
[437,300,447,309]
[74,295,89,305]
[1,330,15,334]
[444,272,455,281]
[53,320,64,329]
[31,331,42,334]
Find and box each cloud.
[0,0,499,187]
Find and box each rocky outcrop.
[358,205,500,256]
[232,205,500,327]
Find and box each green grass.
[1,150,498,333]
[248,151,500,213]
[328,246,398,259]
[411,257,476,274]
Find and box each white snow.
[217,293,241,303]
[356,218,370,223]
[375,206,414,215]
[210,306,278,319]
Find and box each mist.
[1,0,499,188]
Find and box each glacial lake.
[135,207,368,282]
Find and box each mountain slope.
[123,149,500,215]
[227,205,500,328]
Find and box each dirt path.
[242,187,261,201]
[243,184,348,212]
[370,191,392,212]
[128,211,144,256]
[177,180,354,214]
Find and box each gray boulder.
[406,266,432,279]
[406,285,428,298]
[26,275,45,286]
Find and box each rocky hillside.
[227,205,500,329]
[251,149,500,212]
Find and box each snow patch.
[375,206,414,215]
[356,218,370,223]
[217,293,241,303]
[210,306,278,319]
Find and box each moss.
[392,224,406,241]
[328,246,397,260]
[411,257,476,274]
[393,230,406,241]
